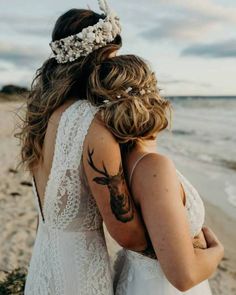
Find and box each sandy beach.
[0,101,38,280]
[0,100,236,294]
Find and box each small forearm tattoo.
[87,147,134,223]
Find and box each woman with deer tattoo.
[83,54,224,295]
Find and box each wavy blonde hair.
[87,55,172,148]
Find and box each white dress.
[25,100,113,295]
[114,156,212,295]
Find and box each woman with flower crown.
[18,0,223,294]
[20,2,147,294]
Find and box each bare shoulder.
[48,100,76,126]
[83,118,121,173]
[132,153,179,202]
[136,153,176,177]
[88,117,118,144]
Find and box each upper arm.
[82,120,147,250]
[132,154,196,285]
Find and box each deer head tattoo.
[87,147,134,223]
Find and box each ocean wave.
[172,129,195,136]
[225,182,236,207]
[219,160,236,171]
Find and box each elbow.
[107,226,147,252]
[118,237,147,252]
[174,281,194,292]
[171,272,196,292]
[115,234,147,252]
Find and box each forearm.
[165,246,223,291]
[126,208,148,251]
[191,246,223,284]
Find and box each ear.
[93,177,110,185]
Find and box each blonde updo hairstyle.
[87,55,171,148]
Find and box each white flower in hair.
[87,32,96,42]
[125,87,132,93]
[140,89,146,95]
[116,87,152,98]
[102,22,113,32]
[49,0,121,64]
[78,32,83,39]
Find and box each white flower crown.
[49,0,121,64]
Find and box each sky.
[0,0,236,95]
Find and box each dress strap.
[129,153,150,186]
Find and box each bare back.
[32,99,77,210]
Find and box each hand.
[202,226,224,257]
[192,229,207,249]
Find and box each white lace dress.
[114,167,212,295]
[24,100,113,295]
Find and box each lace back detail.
[43,100,98,229]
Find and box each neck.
[136,139,157,154]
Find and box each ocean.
[158,96,236,217]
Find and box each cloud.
[139,0,236,42]
[0,14,48,25]
[0,14,52,38]
[181,39,236,58]
[16,27,51,37]
[158,0,236,24]
[0,42,49,68]
[140,16,217,42]
[0,66,8,72]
